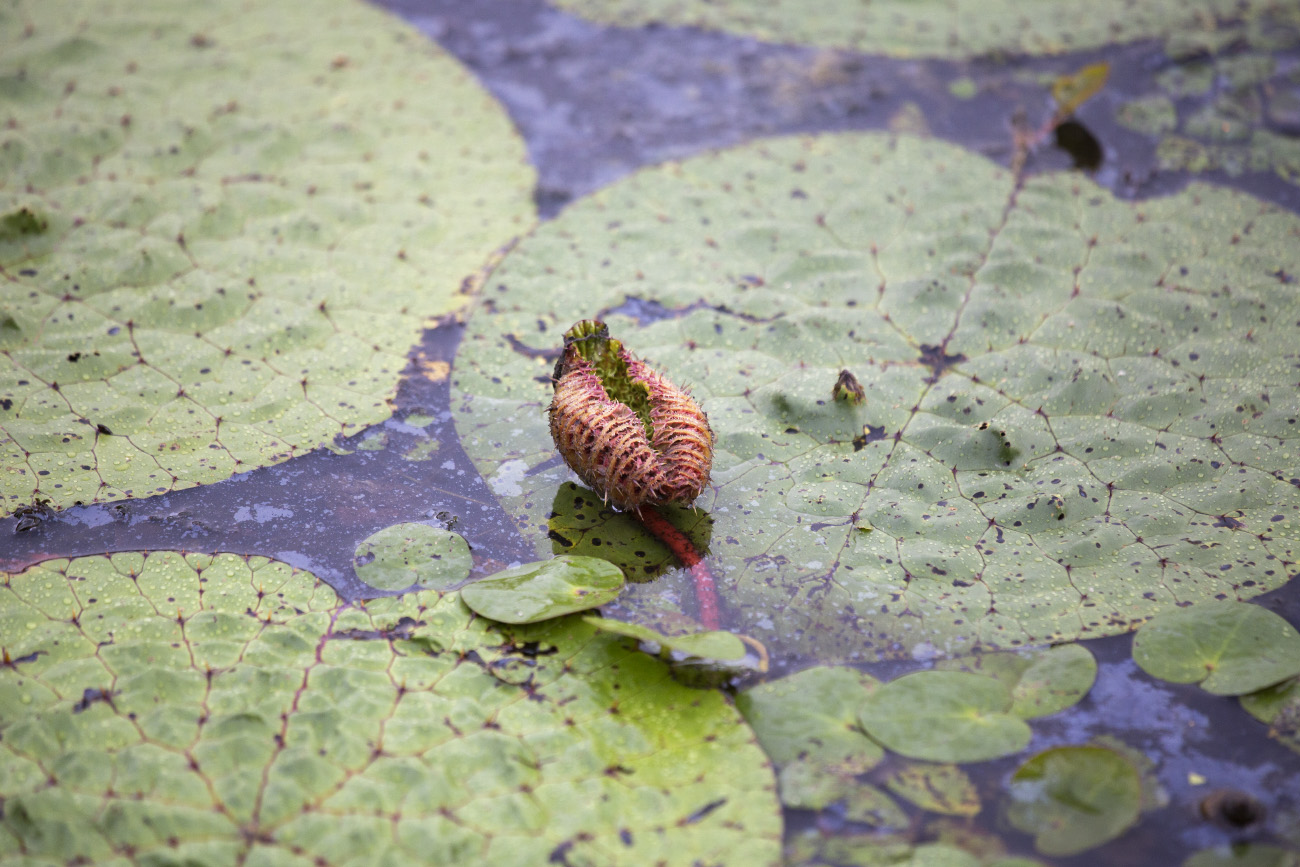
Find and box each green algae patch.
[1006,746,1142,857]
[461,555,624,623]
[352,522,472,592]
[550,0,1281,58]
[1132,601,1300,696]
[0,0,535,516]
[0,552,781,865]
[451,130,1300,664]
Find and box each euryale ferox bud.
[549,319,713,511]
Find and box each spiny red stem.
[635,505,719,630]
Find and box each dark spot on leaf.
[917,344,966,383]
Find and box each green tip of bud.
[832,369,866,404]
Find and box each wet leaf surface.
[1132,601,1300,695]
[859,670,1031,763]
[1005,745,1143,856]
[452,130,1300,665]
[0,552,781,865]
[460,554,624,623]
[352,521,472,592]
[0,0,535,516]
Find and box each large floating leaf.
[858,670,1031,763]
[0,0,535,516]
[460,555,624,623]
[451,131,1300,663]
[0,552,780,865]
[352,522,472,592]
[1005,746,1142,857]
[1132,601,1300,695]
[549,0,1282,58]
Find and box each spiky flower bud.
[832,369,866,404]
[549,320,713,511]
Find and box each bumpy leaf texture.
[452,132,1300,663]
[0,0,535,516]
[0,552,781,866]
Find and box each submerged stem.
[634,505,719,630]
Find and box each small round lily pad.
[460,555,624,623]
[937,643,1097,719]
[1132,601,1300,696]
[352,522,472,591]
[1006,746,1142,857]
[736,666,882,769]
[858,670,1031,763]
[581,616,745,661]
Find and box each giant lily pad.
[451,131,1300,663]
[858,670,1031,763]
[0,552,780,865]
[1132,601,1300,696]
[1005,746,1142,856]
[460,555,624,623]
[0,0,535,516]
[549,0,1281,58]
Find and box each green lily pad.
[1241,677,1300,756]
[1241,676,1300,724]
[0,0,535,517]
[858,670,1031,763]
[451,130,1300,664]
[1006,746,1142,857]
[881,761,980,817]
[736,666,883,769]
[460,555,624,623]
[0,552,781,865]
[936,644,1097,719]
[550,0,1278,58]
[1184,845,1300,867]
[1132,602,1300,696]
[352,522,472,592]
[582,615,745,661]
[777,759,907,829]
